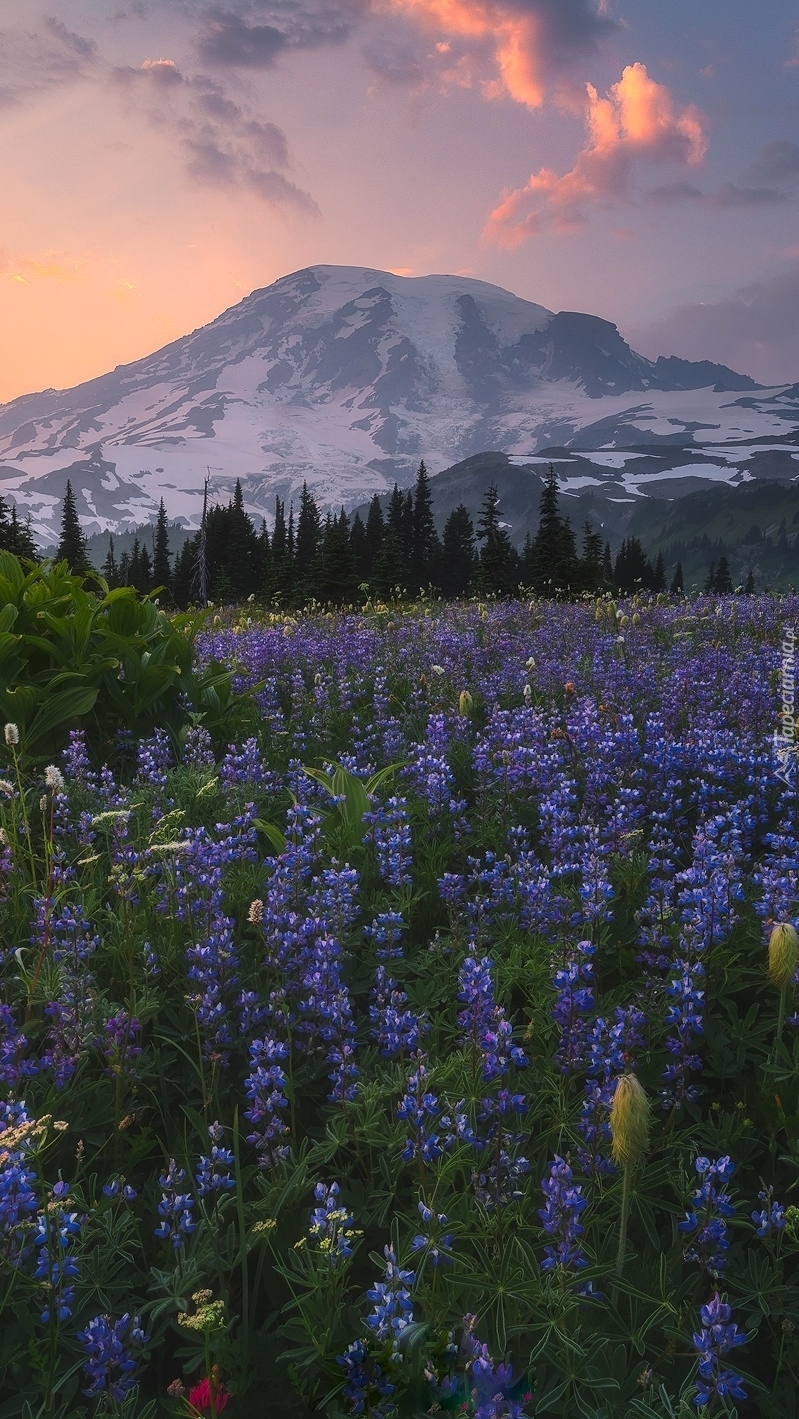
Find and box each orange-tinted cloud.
[377,0,614,107]
[483,62,707,244]
[6,255,84,284]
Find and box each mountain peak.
[0,263,785,543]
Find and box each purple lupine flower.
[692,1293,747,1407]
[336,1339,396,1418]
[539,1156,588,1272]
[0,1100,38,1265]
[411,1199,453,1269]
[136,728,173,787]
[679,1156,736,1275]
[196,1121,235,1198]
[0,1003,37,1087]
[751,1185,786,1239]
[398,1052,446,1165]
[154,1160,196,1250]
[460,1315,530,1419]
[362,796,412,886]
[369,967,425,1056]
[243,1036,291,1168]
[661,945,705,1107]
[77,1312,149,1401]
[100,1012,142,1077]
[308,1181,358,1263]
[33,1196,81,1323]
[363,911,405,961]
[551,940,596,1075]
[220,737,271,790]
[62,729,96,788]
[365,1245,415,1350]
[181,724,216,769]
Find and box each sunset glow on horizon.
[1,0,798,401]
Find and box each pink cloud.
[483,62,707,245]
[380,0,614,108]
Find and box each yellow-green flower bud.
[610,1074,649,1167]
[458,690,473,718]
[768,923,799,990]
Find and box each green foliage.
[0,552,247,759]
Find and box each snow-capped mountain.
[1,263,798,542]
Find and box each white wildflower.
[44,766,65,792]
[4,723,19,746]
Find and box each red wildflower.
[188,1376,229,1414]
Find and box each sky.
[1,0,798,403]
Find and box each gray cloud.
[706,182,786,207]
[185,0,367,65]
[746,139,799,183]
[628,265,799,385]
[111,62,318,216]
[196,11,288,67]
[360,34,426,85]
[0,16,97,106]
[646,181,704,205]
[501,0,617,70]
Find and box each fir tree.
[529,465,579,594]
[152,500,172,595]
[744,568,755,595]
[364,496,384,579]
[350,512,369,586]
[653,550,666,593]
[670,561,684,595]
[714,555,733,594]
[318,509,358,605]
[295,483,322,595]
[439,504,475,598]
[101,535,118,587]
[703,561,716,593]
[579,522,604,593]
[56,480,90,574]
[476,483,517,597]
[615,538,655,593]
[602,541,613,586]
[410,461,439,593]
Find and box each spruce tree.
[440,505,475,598]
[295,483,322,596]
[670,561,684,595]
[139,544,153,594]
[615,538,655,593]
[153,500,172,595]
[529,465,578,594]
[365,496,384,578]
[579,522,604,593]
[602,541,613,586]
[56,480,90,574]
[653,550,666,593]
[476,483,517,597]
[714,555,733,594]
[704,561,716,593]
[744,568,755,595]
[318,509,358,605]
[101,535,118,587]
[350,512,369,587]
[410,461,439,593]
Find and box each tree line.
[0,469,755,604]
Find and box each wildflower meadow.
[1,566,798,1418]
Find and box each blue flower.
[154,1159,196,1250]
[692,1293,747,1407]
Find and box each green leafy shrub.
[0,553,247,760]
